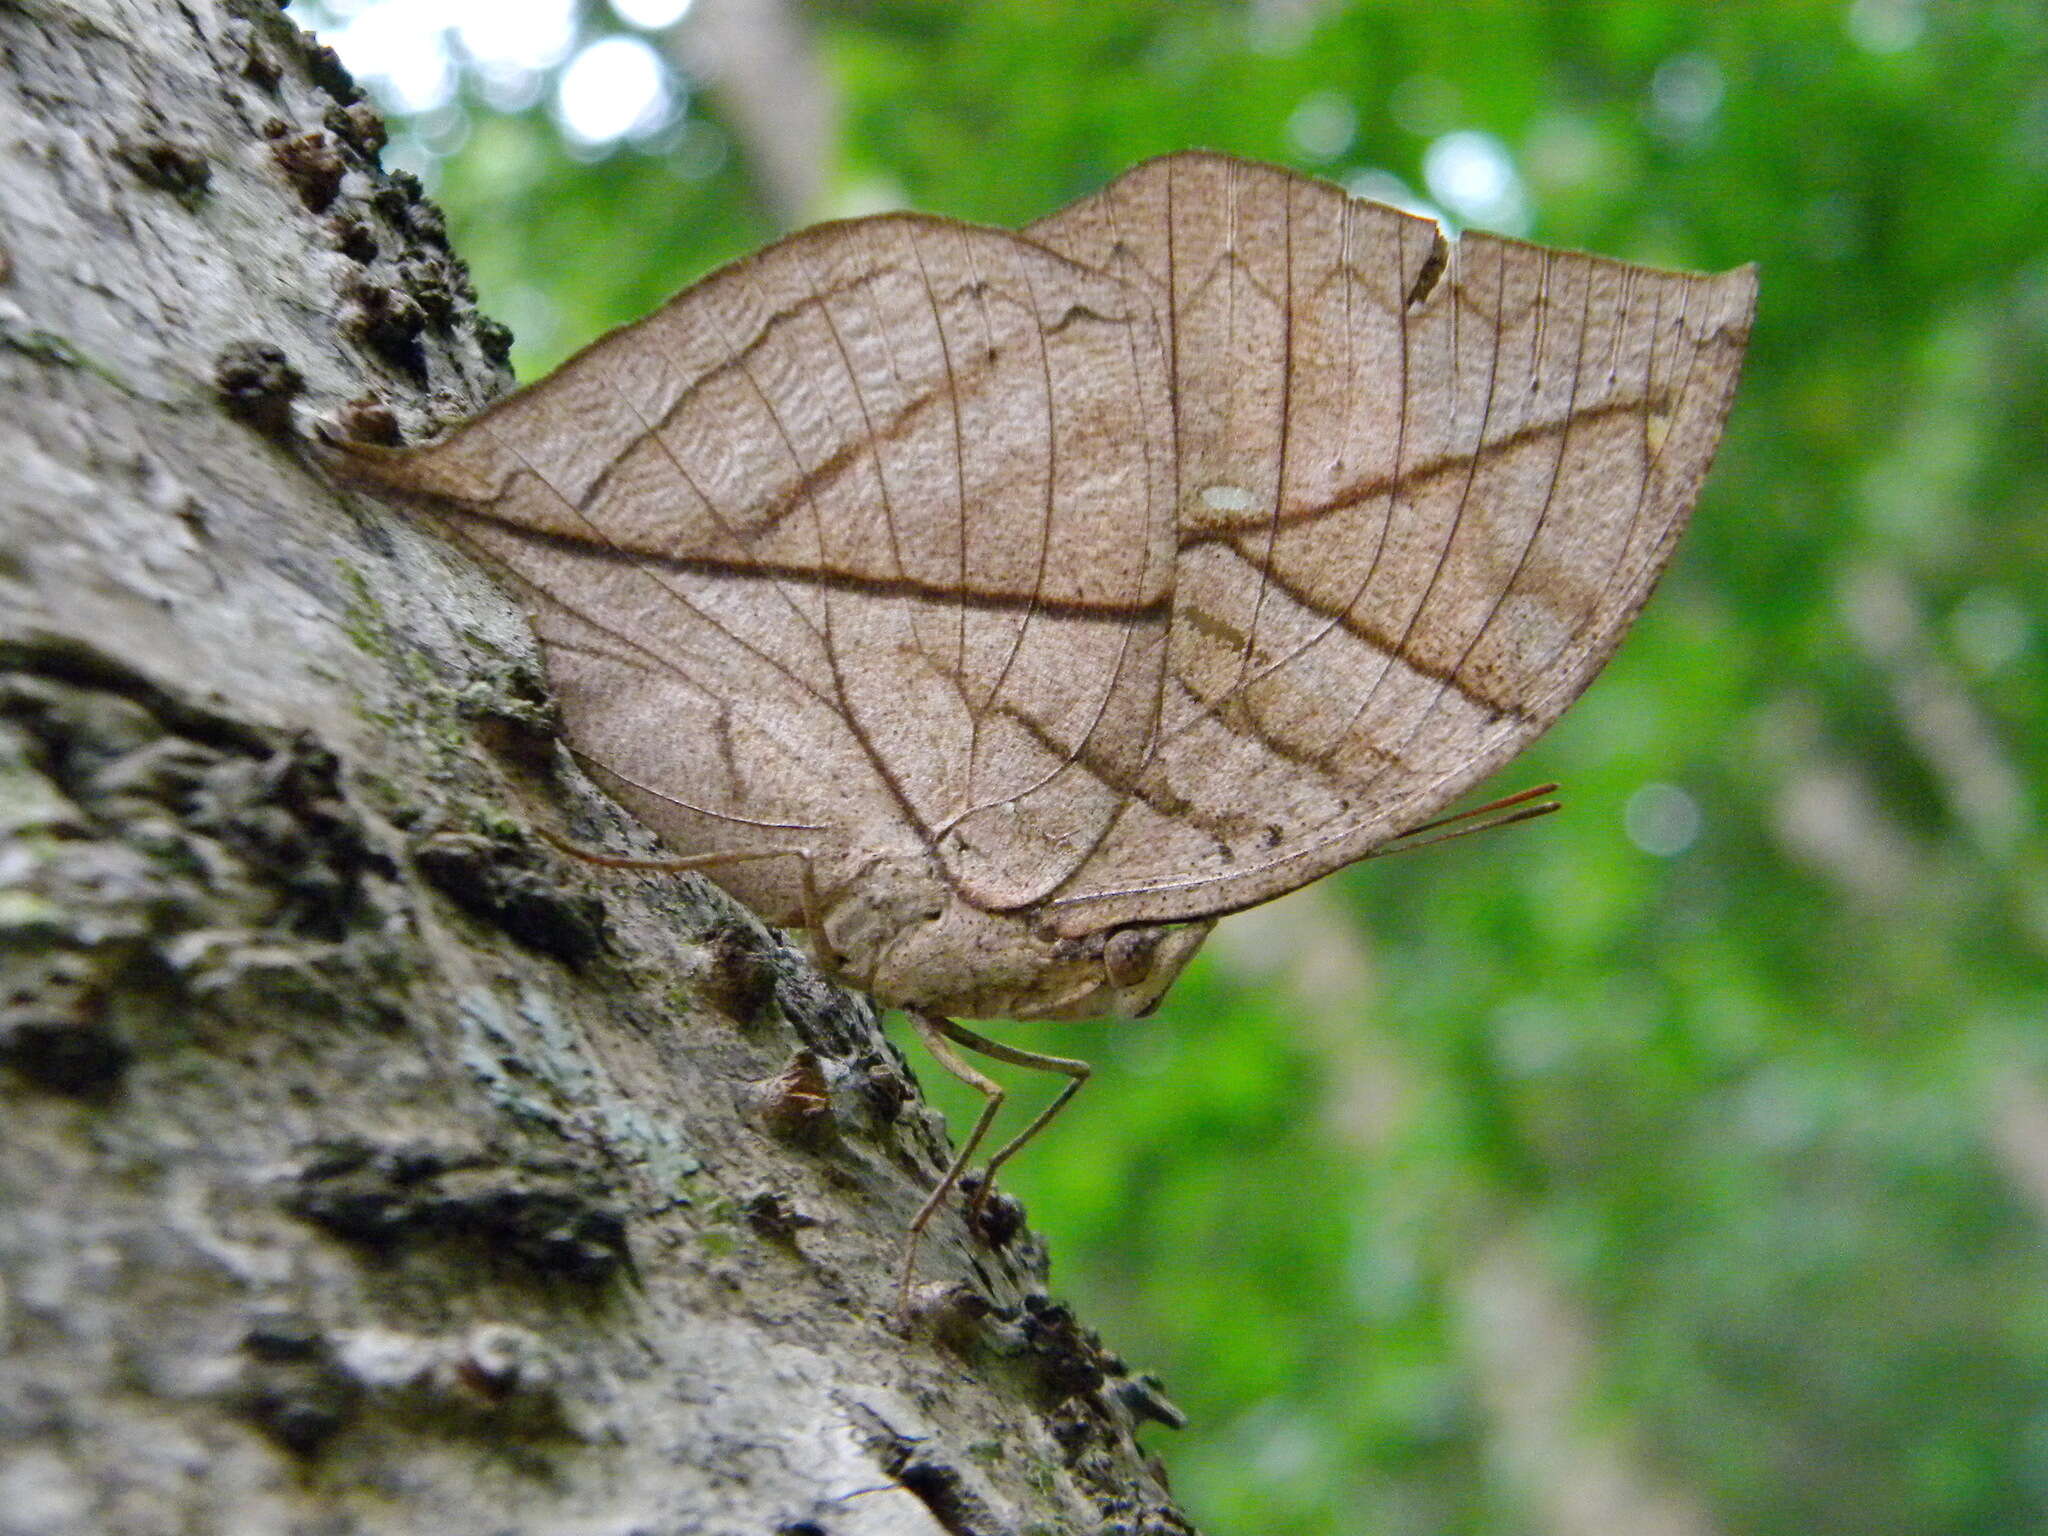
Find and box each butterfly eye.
[1102,926,1162,989]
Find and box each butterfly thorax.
[810,850,1212,1022]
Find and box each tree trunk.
[0,2,1191,1531]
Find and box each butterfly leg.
[921,1016,1091,1224]
[901,1008,1009,1316]
[898,1013,1094,1317]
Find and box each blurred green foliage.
[315,1,2048,1530]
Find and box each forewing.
[1026,152,1756,934]
[339,214,1176,922]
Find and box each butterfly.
[328,152,1754,1308]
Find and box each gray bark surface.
[0,2,1191,1531]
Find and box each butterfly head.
[1025,917,1217,1021]
[816,857,1212,1021]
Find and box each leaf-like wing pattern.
[341,214,1176,924]
[336,153,1752,963]
[1024,154,1755,932]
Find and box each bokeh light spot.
[1848,0,1925,54]
[1422,130,1529,233]
[555,35,673,147]
[1626,782,1703,857]
[1287,91,1357,162]
[611,0,695,30]
[1950,587,2029,675]
[1649,52,1725,139]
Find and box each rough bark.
[0,2,1190,1532]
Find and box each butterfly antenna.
[1396,782,1558,840]
[1368,785,1562,860]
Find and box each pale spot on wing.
[1199,483,1258,513]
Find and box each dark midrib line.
[447,501,1173,622]
[469,485,1527,719]
[1177,391,1664,553]
[453,484,1527,716]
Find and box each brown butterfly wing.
[344,214,1177,924]
[1023,153,1756,934]
[344,157,1752,947]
